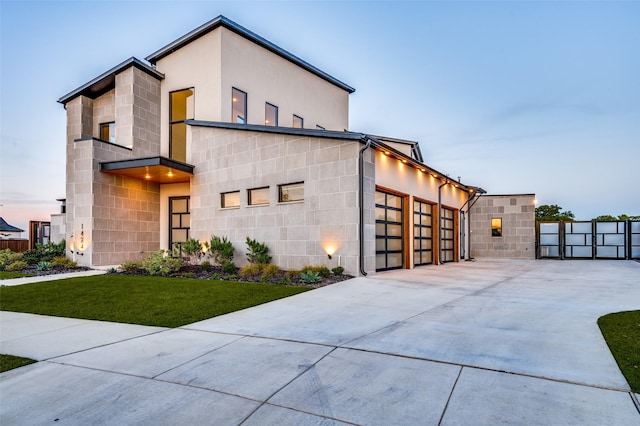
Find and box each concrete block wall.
[189,127,364,275]
[470,194,536,259]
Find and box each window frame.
[99,122,116,144]
[232,87,247,124]
[278,182,304,203]
[169,88,195,162]
[248,186,270,206]
[221,191,240,209]
[293,114,304,128]
[265,102,278,127]
[169,196,190,250]
[492,217,503,237]
[315,124,325,130]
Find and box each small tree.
[535,204,575,222]
[245,237,271,264]
[174,237,203,265]
[208,235,234,266]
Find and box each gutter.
[358,137,372,276]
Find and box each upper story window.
[100,122,115,143]
[293,114,303,129]
[232,88,247,124]
[248,186,269,206]
[221,191,240,208]
[278,182,304,202]
[492,218,502,237]
[265,102,278,127]
[170,88,194,163]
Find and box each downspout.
[437,178,449,265]
[459,191,483,261]
[358,137,372,276]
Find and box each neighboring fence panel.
[537,220,638,260]
[0,239,29,252]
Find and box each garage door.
[440,206,455,263]
[376,190,405,271]
[413,199,434,266]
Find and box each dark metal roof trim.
[58,57,164,104]
[100,156,194,174]
[145,15,355,94]
[186,120,365,141]
[0,217,24,233]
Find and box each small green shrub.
[6,261,28,272]
[226,274,237,280]
[107,267,118,274]
[182,272,195,278]
[200,260,212,271]
[278,277,292,285]
[209,235,234,266]
[36,261,50,271]
[21,240,66,265]
[0,249,22,269]
[120,261,142,273]
[301,265,331,278]
[332,266,345,275]
[175,237,203,265]
[50,256,77,269]
[300,270,321,284]
[210,272,223,280]
[246,237,271,264]
[222,261,237,274]
[261,263,281,279]
[286,269,301,279]
[141,250,183,276]
[239,263,263,277]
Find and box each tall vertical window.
[169,196,190,249]
[100,122,116,143]
[170,88,194,163]
[413,200,433,266]
[492,218,503,237]
[265,103,278,126]
[232,87,247,124]
[293,114,303,128]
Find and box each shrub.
[141,250,183,276]
[120,260,143,273]
[6,261,28,272]
[107,267,118,274]
[245,237,271,264]
[210,272,223,280]
[209,235,234,266]
[300,270,321,284]
[221,261,237,274]
[175,237,203,265]
[286,269,301,279]
[239,263,263,277]
[21,240,66,265]
[278,277,292,285]
[36,261,50,271]
[200,260,212,271]
[261,263,281,279]
[50,256,77,269]
[332,266,345,275]
[0,249,22,269]
[301,265,331,278]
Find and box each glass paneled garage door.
[376,190,404,271]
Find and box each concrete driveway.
[1,259,639,425]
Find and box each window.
[413,200,433,266]
[232,88,247,124]
[293,114,303,128]
[100,122,116,143]
[279,182,304,202]
[265,103,278,126]
[170,88,194,162]
[221,191,240,208]
[169,196,190,249]
[315,125,325,130]
[492,218,502,237]
[248,187,269,206]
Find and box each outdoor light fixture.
[327,253,332,260]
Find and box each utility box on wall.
[470,194,536,259]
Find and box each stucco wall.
[469,194,536,259]
[188,126,363,274]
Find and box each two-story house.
[58,15,484,275]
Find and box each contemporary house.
[58,15,485,275]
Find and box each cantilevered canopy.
[100,156,194,184]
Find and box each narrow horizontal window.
[293,114,303,129]
[491,218,502,237]
[265,102,278,127]
[248,187,269,206]
[100,122,115,143]
[221,191,240,208]
[279,182,304,202]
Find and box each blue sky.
[1,0,639,233]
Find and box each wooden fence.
[0,239,29,252]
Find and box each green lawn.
[598,310,640,393]
[0,354,36,373]
[0,271,34,280]
[0,275,310,328]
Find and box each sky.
[1,0,639,235]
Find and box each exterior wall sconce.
[327,254,332,260]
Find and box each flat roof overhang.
[100,156,194,184]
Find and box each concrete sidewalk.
[1,260,639,424]
[0,269,107,286]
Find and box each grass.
[0,275,311,328]
[0,354,37,373]
[598,310,640,393]
[0,271,34,280]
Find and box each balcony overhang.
[100,156,194,184]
